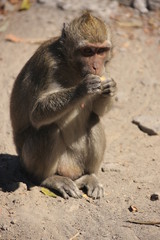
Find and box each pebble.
[150,193,159,201]
[0,224,8,231]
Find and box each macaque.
[10,12,116,199]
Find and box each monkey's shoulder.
[33,36,62,60]
[15,37,62,87]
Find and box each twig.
[126,220,160,227]
[69,232,80,240]
[5,34,45,44]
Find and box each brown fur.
[10,13,116,199]
[65,12,108,43]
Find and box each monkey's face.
[75,41,112,77]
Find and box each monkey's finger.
[84,75,101,84]
[71,189,82,198]
[58,188,69,199]
[105,78,116,84]
[88,88,101,95]
[88,81,101,89]
[87,186,94,197]
[102,89,111,95]
[104,86,117,93]
[97,186,104,199]
[102,82,116,90]
[71,182,82,198]
[86,74,101,81]
[87,78,101,86]
[101,80,116,89]
[63,185,81,198]
[102,87,117,96]
[91,187,99,199]
[63,180,82,198]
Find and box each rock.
[150,193,159,201]
[132,115,160,135]
[37,0,55,7]
[10,220,15,225]
[133,0,148,13]
[118,0,133,6]
[101,163,122,172]
[118,0,160,12]
[148,0,160,10]
[0,224,8,231]
[18,182,27,190]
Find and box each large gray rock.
[132,115,160,135]
[118,0,160,11]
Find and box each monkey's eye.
[80,47,94,57]
[97,48,109,55]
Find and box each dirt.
[0,1,160,240]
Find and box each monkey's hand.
[82,74,101,95]
[75,174,104,199]
[101,78,117,97]
[41,175,82,199]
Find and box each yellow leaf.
[40,187,57,198]
[20,0,30,11]
[82,194,91,202]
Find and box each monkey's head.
[60,12,112,77]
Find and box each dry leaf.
[128,205,138,212]
[117,20,143,28]
[40,187,57,198]
[20,0,30,10]
[5,34,45,44]
[5,34,23,43]
[82,194,91,202]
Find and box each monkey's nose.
[92,66,96,73]
[92,64,98,74]
[92,65,100,75]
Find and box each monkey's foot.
[75,174,104,199]
[41,175,82,199]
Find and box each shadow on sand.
[0,153,31,192]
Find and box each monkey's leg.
[75,116,106,199]
[21,125,81,199]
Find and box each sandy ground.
[0,1,160,239]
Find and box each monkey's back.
[10,63,34,154]
[10,38,60,154]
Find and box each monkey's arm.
[30,75,101,128]
[30,87,85,128]
[93,95,113,116]
[93,78,116,116]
